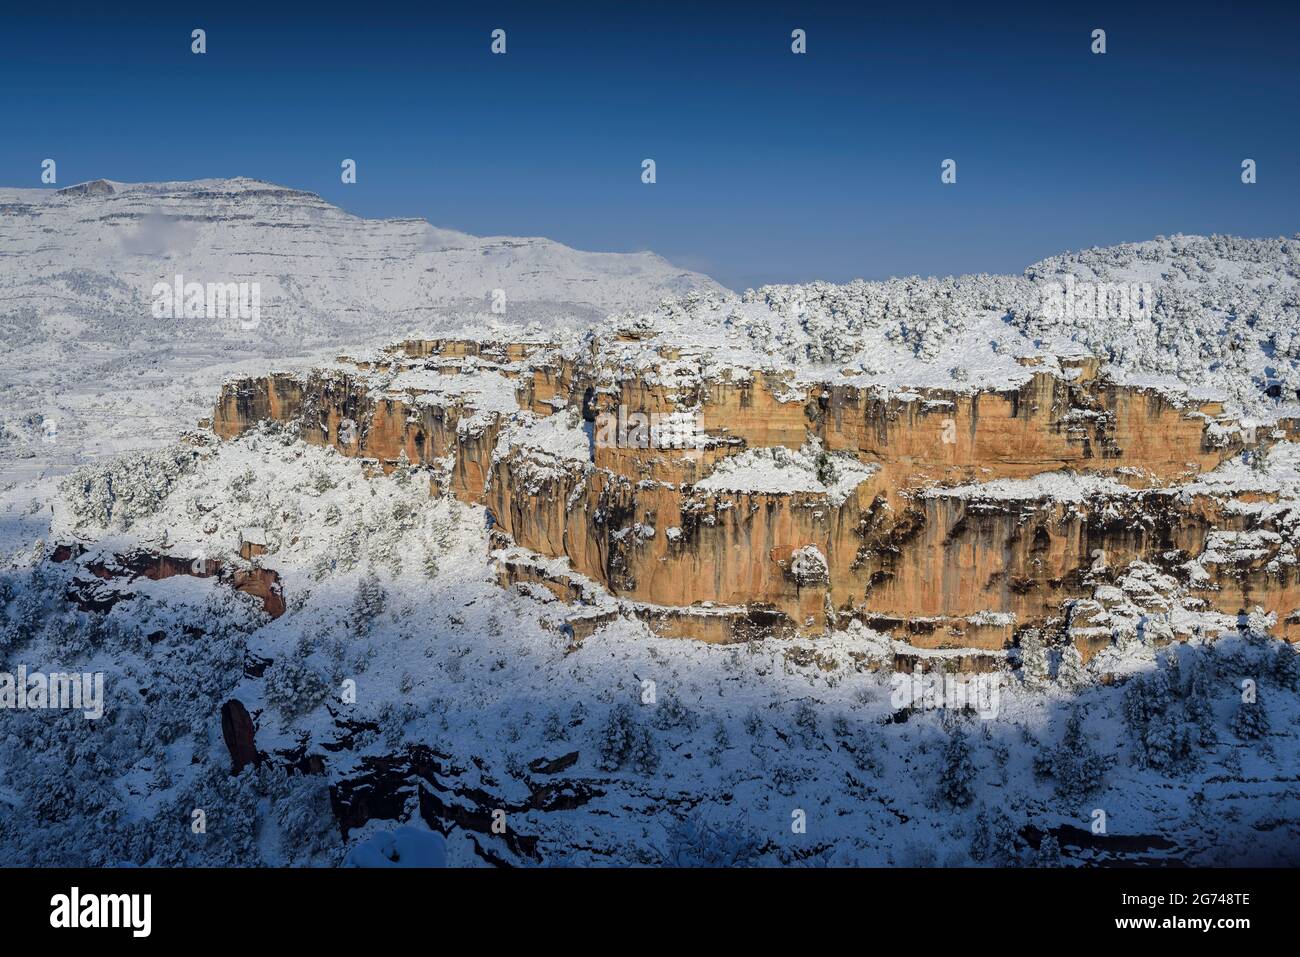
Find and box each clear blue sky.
[1,0,1296,290]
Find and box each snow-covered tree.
[1122,667,1206,772]
[1019,630,1050,689]
[1230,691,1270,740]
[1273,644,1300,692]
[1056,643,1089,690]
[937,725,977,808]
[349,570,387,635]
[968,804,1020,866]
[1033,709,1112,807]
[596,703,659,775]
[1034,832,1062,867]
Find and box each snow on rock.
[789,544,829,585]
[342,826,448,867]
[694,439,877,504]
[492,408,593,496]
[928,472,1137,502]
[495,407,591,465]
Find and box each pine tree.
[542,710,567,743]
[1019,630,1049,690]
[1035,833,1062,867]
[597,703,659,775]
[1273,644,1300,692]
[1230,692,1270,740]
[968,804,1019,865]
[938,726,976,808]
[1184,656,1219,747]
[1036,708,1112,806]
[393,449,413,484]
[1122,667,1201,771]
[629,726,660,775]
[350,570,387,635]
[1057,643,1089,690]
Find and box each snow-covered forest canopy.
[622,234,1300,421]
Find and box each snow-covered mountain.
[0,176,719,336]
[0,177,723,475]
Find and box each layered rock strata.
[212,335,1300,659]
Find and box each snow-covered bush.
[265,640,332,720]
[650,694,699,733]
[661,815,763,867]
[792,700,822,747]
[61,444,201,530]
[596,703,659,775]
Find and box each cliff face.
[212,335,1300,662]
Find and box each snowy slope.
[0,177,719,336]
[0,177,723,479]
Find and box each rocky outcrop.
[57,548,285,619]
[329,740,604,865]
[212,335,1300,660]
[220,699,262,775]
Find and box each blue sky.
[1,0,1295,290]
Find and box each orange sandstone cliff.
[211,335,1300,664]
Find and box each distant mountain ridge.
[0,176,725,345]
[0,176,723,475]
